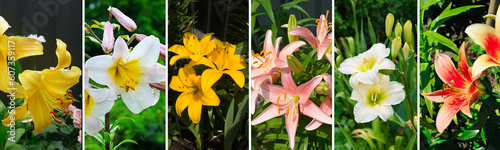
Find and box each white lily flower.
[351,73,405,123]
[338,43,395,89]
[86,36,163,114]
[83,69,116,136]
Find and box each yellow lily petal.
[41,66,81,96]
[53,39,71,71]
[169,55,189,65]
[0,17,10,36]
[199,88,220,106]
[176,92,193,116]
[188,98,203,123]
[28,92,53,133]
[0,52,25,98]
[196,57,217,70]
[183,32,199,54]
[2,101,28,126]
[227,55,247,70]
[471,54,500,77]
[19,70,42,97]
[223,70,245,88]
[167,45,189,55]
[201,69,223,93]
[169,76,188,92]
[8,36,44,61]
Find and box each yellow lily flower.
[169,62,220,123]
[2,39,81,133]
[168,32,216,65]
[0,16,44,97]
[197,41,247,92]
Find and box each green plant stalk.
[105,113,110,150]
[398,61,415,131]
[372,118,384,150]
[195,117,203,149]
[336,122,358,150]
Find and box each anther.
[63,111,69,119]
[50,111,58,117]
[53,118,63,124]
[57,98,63,105]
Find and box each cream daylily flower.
[338,43,395,89]
[351,73,405,123]
[86,36,162,114]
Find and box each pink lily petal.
[471,54,500,78]
[305,98,332,130]
[263,30,276,57]
[294,75,323,104]
[458,43,472,82]
[278,41,306,61]
[300,100,332,124]
[251,104,285,125]
[465,24,500,62]
[260,83,287,105]
[285,109,299,150]
[422,88,453,103]
[435,97,463,133]
[289,27,320,49]
[280,68,297,91]
[317,38,332,59]
[435,54,468,89]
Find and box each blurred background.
[85,0,166,149]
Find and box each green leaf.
[104,132,111,144]
[429,4,483,31]
[423,30,458,54]
[4,128,25,148]
[257,0,276,27]
[6,144,28,150]
[421,0,440,11]
[458,129,479,140]
[111,117,135,131]
[336,122,358,150]
[113,139,139,150]
[59,124,74,134]
[85,144,103,150]
[92,132,105,145]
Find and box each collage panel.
[0,0,83,149]
[334,0,418,149]
[167,0,249,149]
[420,0,500,148]
[250,0,333,149]
[84,0,166,149]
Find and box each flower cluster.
[0,16,82,133]
[251,11,332,149]
[169,32,246,123]
[338,43,405,123]
[84,7,165,135]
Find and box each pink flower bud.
[110,7,137,32]
[150,63,166,91]
[78,130,82,143]
[102,21,114,53]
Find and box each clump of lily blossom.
[339,43,405,123]
[251,11,333,149]
[168,31,246,123]
[84,6,165,135]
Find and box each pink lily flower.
[422,43,485,133]
[305,73,332,130]
[251,68,332,149]
[289,11,332,60]
[110,7,137,32]
[465,8,500,77]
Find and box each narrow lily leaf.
[424,30,459,54]
[458,129,479,140]
[429,4,483,31]
[113,139,139,150]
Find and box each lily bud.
[315,81,329,95]
[109,7,137,32]
[287,55,303,74]
[404,20,414,49]
[402,42,411,61]
[385,13,394,40]
[150,63,166,91]
[391,37,401,61]
[394,22,402,38]
[288,14,299,43]
[336,55,343,68]
[101,21,114,53]
[134,33,147,41]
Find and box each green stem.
[105,113,110,150]
[372,118,384,150]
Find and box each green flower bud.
[336,55,343,68]
[402,42,411,61]
[385,13,394,40]
[391,37,402,61]
[287,55,303,74]
[315,81,329,95]
[394,22,402,38]
[288,14,299,43]
[403,20,414,49]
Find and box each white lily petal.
[143,65,165,83]
[120,83,157,114]
[338,57,361,75]
[379,81,405,105]
[129,36,161,67]
[354,102,379,123]
[112,37,130,61]
[377,58,396,70]
[87,88,117,103]
[86,55,115,86]
[88,97,115,118]
[349,73,360,90]
[85,116,104,136]
[356,65,379,84]
[378,105,394,121]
